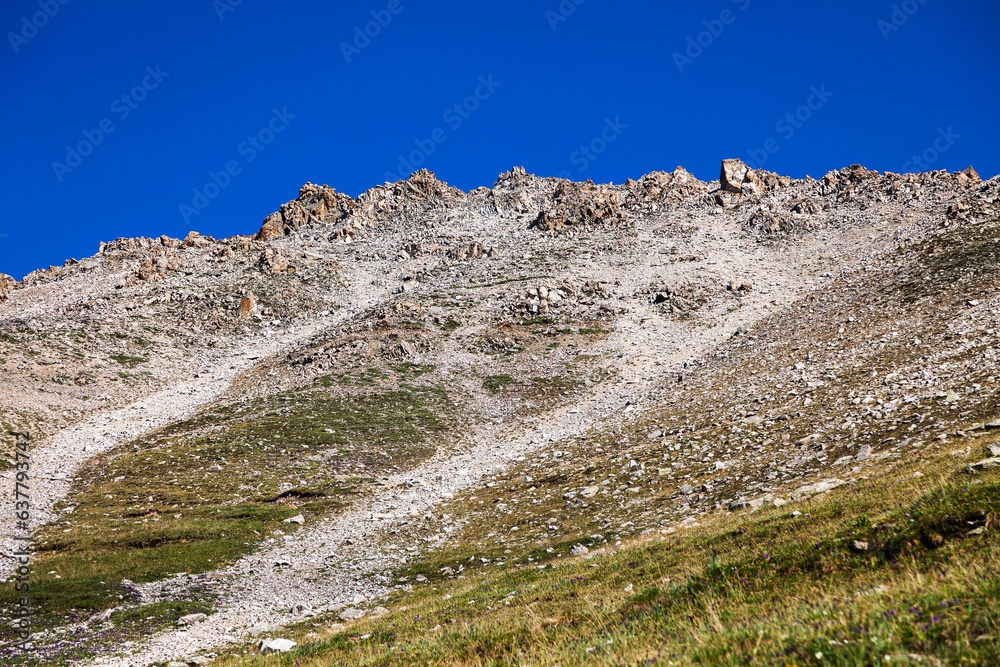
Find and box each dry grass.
[215,438,1000,666]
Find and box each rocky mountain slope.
[1,160,998,666]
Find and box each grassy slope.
[217,438,1000,666]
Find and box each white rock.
[260,638,297,654]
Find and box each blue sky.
[2,0,998,280]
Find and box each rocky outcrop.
[626,166,707,203]
[720,159,763,195]
[256,183,356,242]
[0,273,16,303]
[485,166,554,216]
[181,231,215,249]
[720,159,792,196]
[352,170,465,229]
[956,165,981,185]
[256,171,469,243]
[532,182,626,232]
[791,199,821,215]
[947,171,999,222]
[100,235,181,254]
[133,253,180,283]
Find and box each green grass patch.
[391,362,437,378]
[483,374,515,392]
[110,355,148,368]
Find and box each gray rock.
[369,606,390,616]
[790,478,846,501]
[579,485,600,498]
[729,498,765,511]
[850,540,869,553]
[283,514,305,524]
[177,613,208,626]
[570,544,589,556]
[968,457,1000,472]
[247,623,280,636]
[856,444,872,460]
[679,484,695,496]
[339,608,366,622]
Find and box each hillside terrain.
[1,160,999,666]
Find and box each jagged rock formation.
[624,166,707,204]
[255,182,356,242]
[531,181,627,232]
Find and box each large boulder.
[955,165,981,186]
[259,638,297,654]
[720,159,763,195]
[0,273,17,303]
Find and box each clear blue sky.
[2,0,998,280]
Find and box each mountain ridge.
[2,158,999,666]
